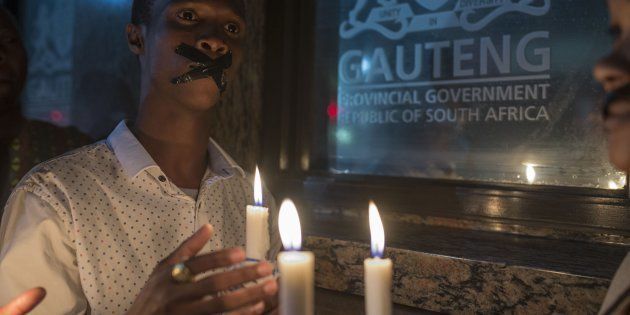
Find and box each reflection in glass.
[525,164,536,185]
[310,0,624,189]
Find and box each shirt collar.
[207,137,245,178]
[107,120,245,179]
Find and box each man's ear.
[126,23,145,55]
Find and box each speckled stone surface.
[305,236,611,315]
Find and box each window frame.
[261,0,630,238]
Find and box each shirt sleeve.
[0,188,88,315]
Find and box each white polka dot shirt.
[0,121,281,314]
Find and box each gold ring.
[171,262,193,283]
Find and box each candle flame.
[369,201,385,258]
[608,175,626,190]
[525,164,536,184]
[279,199,302,251]
[609,180,619,190]
[254,166,262,206]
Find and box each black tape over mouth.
[171,43,233,93]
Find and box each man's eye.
[177,10,199,22]
[224,23,240,35]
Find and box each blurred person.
[593,1,630,314]
[0,0,280,314]
[0,7,26,206]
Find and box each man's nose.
[195,36,229,59]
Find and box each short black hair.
[131,0,246,25]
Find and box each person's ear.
[126,23,145,55]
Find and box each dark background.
[3,0,266,171]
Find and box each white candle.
[365,201,392,315]
[246,167,269,261]
[277,199,314,315]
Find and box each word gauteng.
[339,31,549,84]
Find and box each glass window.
[20,0,75,126]
[311,0,625,189]
[18,0,138,138]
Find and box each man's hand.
[262,286,279,315]
[126,224,278,315]
[0,287,46,315]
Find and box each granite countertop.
[306,237,613,314]
[305,213,629,279]
[302,213,629,314]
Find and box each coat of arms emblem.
[340,0,551,40]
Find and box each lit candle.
[364,201,392,315]
[524,163,536,184]
[277,199,314,315]
[246,166,270,261]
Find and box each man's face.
[135,0,246,111]
[0,9,27,108]
[596,0,630,171]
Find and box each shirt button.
[158,175,167,182]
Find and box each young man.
[0,0,281,314]
[593,1,630,314]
